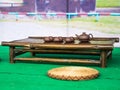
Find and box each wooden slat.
[22,49,100,55]
[29,36,119,42]
[30,44,113,49]
[92,37,119,42]
[2,41,30,47]
[15,51,26,56]
[14,57,100,64]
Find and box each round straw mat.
[47,66,99,80]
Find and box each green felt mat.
[0,46,120,90]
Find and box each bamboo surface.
[14,57,100,64]
[1,36,119,67]
[2,37,115,50]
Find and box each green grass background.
[96,0,120,7]
[0,46,120,90]
[35,15,120,34]
[69,16,120,34]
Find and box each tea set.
[44,32,93,43]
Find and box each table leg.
[9,46,15,63]
[30,48,36,56]
[31,52,36,56]
[100,50,107,68]
[107,50,112,59]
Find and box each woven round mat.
[47,66,99,80]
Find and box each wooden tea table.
[1,36,119,68]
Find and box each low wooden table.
[1,36,119,68]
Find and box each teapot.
[53,36,63,42]
[44,36,53,42]
[65,37,74,43]
[75,32,93,42]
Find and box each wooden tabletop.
[2,36,119,50]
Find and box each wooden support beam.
[14,57,100,64]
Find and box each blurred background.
[0,0,120,46]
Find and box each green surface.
[0,46,120,90]
[69,16,120,34]
[96,0,120,7]
[34,16,120,34]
